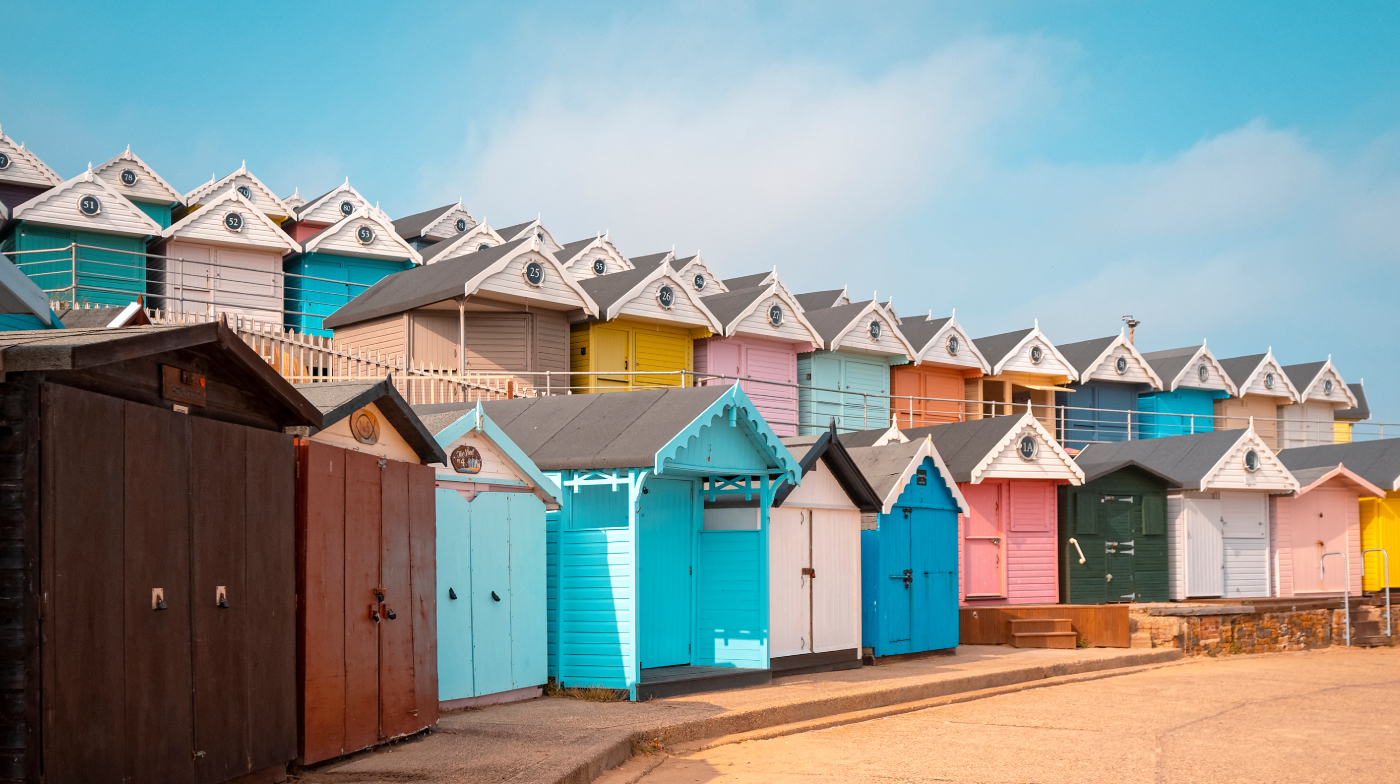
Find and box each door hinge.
[688,643,691,653]
[689,566,692,575]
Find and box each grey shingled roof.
[1278,439,1400,491]
[845,439,931,502]
[556,237,596,265]
[392,203,457,240]
[1141,345,1202,388]
[1072,456,1182,486]
[723,272,771,291]
[293,379,447,464]
[803,300,876,345]
[417,387,733,470]
[1335,384,1369,421]
[54,304,149,329]
[897,317,951,352]
[322,238,528,328]
[496,221,536,241]
[1074,430,1250,486]
[902,417,1026,482]
[1289,466,1339,489]
[578,266,660,312]
[671,255,695,271]
[630,252,671,268]
[1056,336,1116,377]
[775,429,881,511]
[973,328,1034,367]
[795,290,846,311]
[838,426,905,448]
[1281,361,1327,393]
[701,285,767,327]
[1218,354,1268,389]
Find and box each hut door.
[769,507,812,657]
[812,509,860,653]
[1185,498,1224,597]
[470,493,514,695]
[810,355,843,430]
[962,483,1004,598]
[882,508,913,644]
[1290,490,1347,593]
[1101,496,1137,602]
[638,478,694,668]
[910,506,958,651]
[596,326,630,385]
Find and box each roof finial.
[240,160,246,172]
[1268,345,1273,354]
[126,143,131,153]
[344,176,349,185]
[1328,353,1332,362]
[292,187,299,196]
[1249,415,1255,429]
[1203,337,1207,346]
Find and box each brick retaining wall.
[1131,604,1392,656]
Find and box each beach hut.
[1269,461,1379,598]
[571,262,723,393]
[182,163,291,224]
[889,311,989,430]
[281,189,307,214]
[693,273,823,436]
[1137,342,1237,438]
[391,201,478,252]
[480,385,800,699]
[0,124,62,212]
[1,167,162,306]
[1055,331,1163,449]
[0,321,321,784]
[702,425,881,674]
[844,434,968,657]
[284,207,422,335]
[1332,383,1370,444]
[412,402,561,708]
[0,251,63,330]
[291,380,446,765]
[1277,358,1358,448]
[324,237,597,390]
[556,232,632,278]
[149,189,301,324]
[281,178,372,243]
[1276,439,1400,591]
[668,253,728,296]
[1059,455,1180,604]
[971,322,1076,435]
[1215,351,1300,449]
[1075,428,1299,600]
[796,295,915,435]
[495,218,564,253]
[906,410,1085,605]
[92,146,183,228]
[414,220,507,266]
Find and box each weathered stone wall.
[1130,607,1387,656]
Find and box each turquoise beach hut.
[1137,342,1237,438]
[0,252,63,330]
[482,385,801,700]
[795,289,915,436]
[415,402,562,709]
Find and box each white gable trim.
[428,223,507,263]
[281,188,307,211]
[183,164,284,211]
[420,201,477,240]
[162,190,301,252]
[498,219,562,253]
[674,255,728,295]
[879,436,970,515]
[865,425,909,447]
[967,411,1085,485]
[0,128,62,187]
[12,168,163,236]
[605,265,724,332]
[1075,331,1164,388]
[990,325,1076,378]
[914,314,992,372]
[827,300,918,356]
[1200,428,1300,493]
[295,179,370,225]
[722,283,824,344]
[1238,351,1301,402]
[1165,344,1239,395]
[1295,359,1359,407]
[463,238,599,316]
[304,207,423,264]
[93,147,182,205]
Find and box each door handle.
[370,606,381,623]
[990,538,1000,545]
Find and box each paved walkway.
[627,647,1400,784]
[293,645,1179,784]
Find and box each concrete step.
[1007,618,1072,634]
[1011,631,1078,649]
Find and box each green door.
[1102,496,1138,602]
[638,478,693,668]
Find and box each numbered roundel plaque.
[693,273,705,291]
[592,258,607,275]
[356,225,375,245]
[223,211,245,232]
[1017,435,1038,461]
[768,304,783,327]
[0,152,9,169]
[869,320,882,340]
[947,335,959,356]
[120,168,138,186]
[339,200,354,216]
[1029,345,1043,364]
[236,185,252,199]
[1243,449,1260,473]
[1264,372,1275,390]
[451,444,483,474]
[1198,363,1210,383]
[351,409,380,445]
[78,194,102,216]
[1324,379,1334,396]
[523,261,545,287]
[1115,356,1128,375]
[455,218,468,232]
[657,285,676,309]
[478,243,492,251]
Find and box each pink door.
[962,482,1004,598]
[1290,489,1349,593]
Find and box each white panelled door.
[1186,498,1224,597]
[769,507,812,658]
[811,509,861,654]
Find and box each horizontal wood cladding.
[163,206,293,252]
[17,179,156,237]
[332,314,407,359]
[1084,343,1157,386]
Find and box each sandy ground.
[632,647,1400,784]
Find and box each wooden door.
[1185,498,1224,598]
[1291,489,1349,593]
[638,478,693,668]
[378,460,419,740]
[812,509,860,653]
[300,442,348,763]
[744,345,796,433]
[768,507,811,657]
[880,509,912,646]
[809,355,843,430]
[507,494,546,691]
[962,483,1004,598]
[1100,496,1138,602]
[911,506,958,651]
[841,358,890,430]
[463,314,531,373]
[634,331,688,388]
[342,451,382,753]
[470,492,514,695]
[595,326,630,386]
[1220,492,1268,598]
[434,488,474,700]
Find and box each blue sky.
[4,1,1398,420]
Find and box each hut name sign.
[161,365,207,407]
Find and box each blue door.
[470,492,515,695]
[1095,384,1135,442]
[917,506,959,650]
[638,478,693,668]
[436,488,475,700]
[881,509,913,651]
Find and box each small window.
[0,152,10,169]
[592,258,607,275]
[478,243,491,251]
[1197,363,1209,383]
[1029,345,1043,364]
[1244,449,1260,473]
[1324,379,1334,396]
[768,304,783,327]
[339,200,355,216]
[223,212,245,232]
[1264,372,1275,390]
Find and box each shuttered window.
[1141,494,1166,536]
[1074,493,1096,535]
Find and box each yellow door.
[1361,496,1400,590]
[634,330,688,388]
[595,326,630,389]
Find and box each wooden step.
[1007,618,1073,634]
[1351,620,1382,637]
[1010,631,1078,649]
[1352,635,1391,648]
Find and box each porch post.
[759,473,772,669]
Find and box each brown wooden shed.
[0,321,321,784]
[292,380,446,764]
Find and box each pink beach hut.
[1270,461,1382,597]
